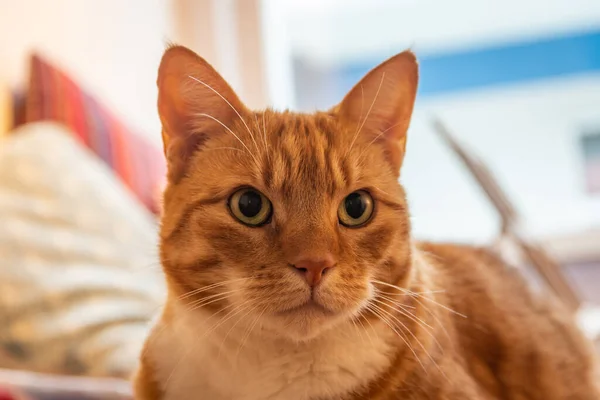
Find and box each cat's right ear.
[157,45,247,182]
[335,51,418,173]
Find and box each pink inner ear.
[158,74,190,141]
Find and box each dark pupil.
[238,191,262,218]
[345,192,366,219]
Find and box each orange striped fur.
[133,45,599,399]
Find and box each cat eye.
[338,190,374,227]
[228,188,272,226]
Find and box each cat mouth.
[276,299,334,317]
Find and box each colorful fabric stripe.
[25,54,165,214]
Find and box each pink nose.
[291,254,336,287]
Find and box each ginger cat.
[134,45,599,399]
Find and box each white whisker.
[188,76,259,151]
[347,72,386,156]
[178,278,248,301]
[204,146,245,153]
[262,112,269,160]
[372,298,432,334]
[196,113,260,167]
[371,302,446,379]
[186,295,230,313]
[235,305,268,366]
[370,303,437,372]
[218,301,256,359]
[419,296,467,318]
[372,279,466,318]
[350,313,367,348]
[347,85,365,156]
[372,297,444,353]
[357,120,404,163]
[367,303,426,373]
[359,309,381,346]
[256,112,269,158]
[412,296,454,346]
[185,289,241,312]
[382,289,447,297]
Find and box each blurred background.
[0,0,599,397]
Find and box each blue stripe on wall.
[339,29,600,97]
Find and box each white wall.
[264,0,600,108]
[405,75,600,243]
[174,0,268,110]
[281,0,600,66]
[0,0,172,143]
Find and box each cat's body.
[134,46,599,399]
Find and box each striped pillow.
[25,54,165,214]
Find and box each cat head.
[157,45,418,341]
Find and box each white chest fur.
[148,304,395,400]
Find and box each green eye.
[338,190,374,227]
[229,188,272,226]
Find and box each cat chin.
[262,305,353,342]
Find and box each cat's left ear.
[336,51,418,172]
[157,45,248,182]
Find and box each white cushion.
[0,122,164,377]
